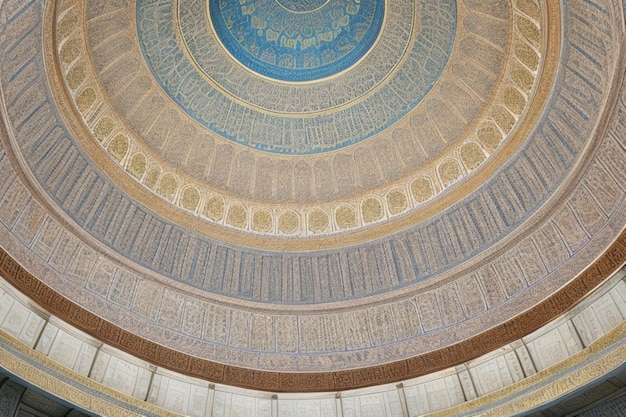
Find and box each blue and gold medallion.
[209,0,384,82]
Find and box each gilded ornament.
[59,37,81,65]
[438,159,462,186]
[279,211,299,234]
[411,177,434,203]
[308,210,329,233]
[516,0,541,21]
[515,41,539,70]
[158,174,178,201]
[57,8,79,39]
[503,87,526,115]
[516,16,540,48]
[93,117,114,142]
[335,205,356,229]
[511,60,534,92]
[492,106,516,133]
[476,121,502,153]
[181,187,201,211]
[128,153,147,179]
[226,204,247,228]
[75,87,96,113]
[461,142,486,170]
[362,198,383,223]
[387,189,408,215]
[204,196,225,221]
[108,134,129,162]
[65,61,86,90]
[253,210,273,233]
[144,168,161,190]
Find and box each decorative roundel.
[209,0,385,82]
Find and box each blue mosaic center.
[209,0,384,81]
[137,0,457,154]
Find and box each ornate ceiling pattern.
[0,0,624,395]
[51,0,548,240]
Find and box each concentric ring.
[54,0,551,244]
[5,0,626,388]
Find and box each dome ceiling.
[0,0,625,393]
[43,0,555,301]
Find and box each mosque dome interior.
[0,0,625,415]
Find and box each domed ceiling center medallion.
[138,0,457,155]
[209,0,384,82]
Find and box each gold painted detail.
[59,36,81,65]
[460,142,487,171]
[56,0,546,238]
[511,60,535,92]
[410,177,434,203]
[438,159,462,187]
[144,167,161,190]
[75,87,96,113]
[279,211,299,234]
[226,204,247,228]
[515,41,540,70]
[386,189,408,215]
[108,134,129,162]
[476,122,502,153]
[93,116,114,142]
[252,209,273,232]
[516,0,541,21]
[492,106,516,133]
[181,187,201,211]
[335,205,357,229]
[158,174,178,201]
[129,153,147,179]
[65,61,86,89]
[57,7,79,38]
[204,196,225,221]
[308,209,330,233]
[362,197,384,223]
[503,87,527,114]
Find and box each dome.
[0,0,624,415]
